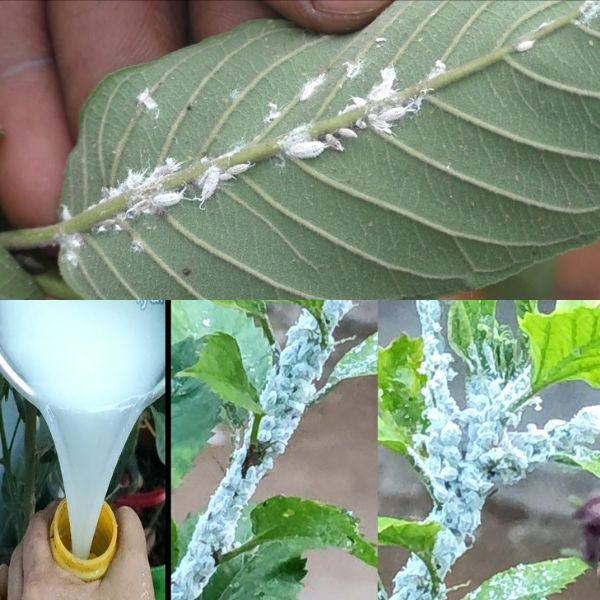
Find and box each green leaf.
[448,300,523,378]
[242,496,377,567]
[447,300,498,363]
[202,551,306,600]
[151,566,166,600]
[179,332,263,415]
[378,517,442,589]
[463,557,589,600]
[316,333,377,400]
[515,300,539,319]
[171,338,221,489]
[378,335,427,455]
[555,300,600,311]
[150,401,165,464]
[0,248,43,299]
[553,447,600,478]
[172,301,272,391]
[53,2,600,299]
[520,306,600,392]
[171,519,179,570]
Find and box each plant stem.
[0,6,581,252]
[249,413,263,448]
[22,402,38,528]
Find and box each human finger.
[263,0,392,33]
[47,0,186,136]
[0,1,72,228]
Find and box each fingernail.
[311,0,390,16]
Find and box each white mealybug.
[367,114,392,134]
[131,239,144,253]
[300,73,326,101]
[379,106,409,122]
[375,37,387,42]
[579,1,600,24]
[196,166,221,206]
[337,128,358,139]
[264,102,281,123]
[324,134,343,152]
[60,205,72,221]
[285,140,327,159]
[343,61,361,79]
[516,39,535,52]
[151,190,185,208]
[355,119,368,129]
[368,67,396,102]
[220,162,254,180]
[136,88,159,118]
[351,96,367,108]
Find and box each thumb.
[263,0,392,33]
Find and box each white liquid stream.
[0,301,165,559]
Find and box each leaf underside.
[59,1,600,299]
[0,248,43,299]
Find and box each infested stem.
[0,7,581,252]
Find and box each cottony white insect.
[61,234,84,267]
[196,166,221,205]
[516,39,535,52]
[60,205,72,221]
[285,140,327,159]
[579,0,600,24]
[338,128,358,138]
[343,61,361,79]
[136,88,159,118]
[375,37,387,43]
[151,190,185,208]
[368,67,396,102]
[264,102,281,123]
[130,239,143,253]
[300,73,326,101]
[325,134,343,152]
[220,162,254,180]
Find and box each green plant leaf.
[447,300,498,363]
[171,519,179,570]
[171,336,221,488]
[172,301,272,391]
[554,447,600,478]
[179,332,263,415]
[316,333,377,400]
[231,496,377,567]
[555,300,600,311]
[47,1,600,299]
[378,517,442,589]
[378,334,427,455]
[520,306,600,392]
[463,557,589,600]
[201,552,306,600]
[151,566,166,600]
[0,249,43,299]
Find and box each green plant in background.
[1,1,600,299]
[379,300,600,599]
[170,300,377,599]
[0,379,166,598]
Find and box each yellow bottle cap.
[50,499,118,582]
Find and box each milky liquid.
[0,301,165,559]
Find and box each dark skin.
[0,0,391,228]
